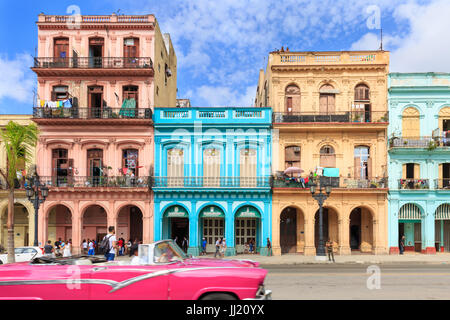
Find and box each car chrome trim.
[243,289,272,300]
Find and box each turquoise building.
[388,73,450,254]
[153,107,272,256]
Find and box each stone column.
[272,200,281,256]
[388,199,399,254]
[304,207,316,256]
[72,201,82,255]
[225,201,235,256]
[338,217,351,255]
[142,200,152,244]
[422,201,436,254]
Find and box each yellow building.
[0,115,36,248]
[255,50,389,255]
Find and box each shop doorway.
[350,208,361,250]
[171,218,189,250]
[280,207,297,254]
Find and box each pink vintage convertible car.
[0,240,271,300]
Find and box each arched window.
[167,148,183,186]
[320,145,335,168]
[402,107,420,138]
[285,146,301,169]
[240,148,257,187]
[439,107,450,144]
[353,84,371,122]
[319,84,335,114]
[285,84,301,114]
[354,146,371,179]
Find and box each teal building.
[153,107,272,256]
[388,73,450,254]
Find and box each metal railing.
[272,176,387,189]
[273,111,388,123]
[152,177,271,188]
[435,179,450,190]
[40,176,150,188]
[33,57,153,69]
[390,137,450,148]
[33,107,152,120]
[398,179,430,190]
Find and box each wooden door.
[54,38,69,67]
[280,209,297,253]
[124,38,139,67]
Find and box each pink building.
[32,13,177,254]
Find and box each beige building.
[0,115,36,248]
[256,50,390,255]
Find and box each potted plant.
[427,140,437,151]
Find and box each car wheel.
[200,293,237,300]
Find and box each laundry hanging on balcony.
[323,168,339,177]
[119,98,136,117]
[37,98,72,108]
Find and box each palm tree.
[0,121,38,264]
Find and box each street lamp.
[310,181,332,259]
[26,173,49,247]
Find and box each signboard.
[164,206,188,218]
[235,206,261,218]
[200,206,225,218]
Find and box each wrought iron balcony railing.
[152,177,271,188]
[33,107,152,120]
[33,57,153,69]
[398,179,430,190]
[390,137,450,148]
[435,179,450,190]
[273,111,388,123]
[40,176,150,188]
[272,176,387,189]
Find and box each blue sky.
[0,0,449,114]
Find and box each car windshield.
[154,240,187,263]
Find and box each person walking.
[266,238,272,256]
[399,235,405,255]
[88,239,95,255]
[201,237,207,256]
[82,239,88,254]
[326,238,335,262]
[182,237,189,253]
[221,238,227,257]
[214,238,222,258]
[44,240,54,258]
[117,238,124,256]
[63,240,72,257]
[249,239,254,254]
[102,226,117,261]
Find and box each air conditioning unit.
[293,147,301,153]
[166,68,172,77]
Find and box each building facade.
[0,115,36,248]
[153,107,272,256]
[32,14,177,254]
[388,73,450,254]
[255,50,390,255]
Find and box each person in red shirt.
[118,238,124,256]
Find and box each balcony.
[32,107,152,124]
[273,111,388,124]
[398,179,430,190]
[32,57,154,77]
[390,137,450,149]
[435,179,450,190]
[272,175,387,189]
[41,176,150,189]
[152,177,271,188]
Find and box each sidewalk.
[115,252,450,265]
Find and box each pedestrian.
[63,240,71,257]
[82,239,87,254]
[174,236,178,247]
[54,238,61,257]
[118,238,124,256]
[249,239,254,254]
[266,238,272,256]
[201,237,207,256]
[182,237,189,253]
[214,238,222,258]
[127,239,132,255]
[129,238,139,257]
[88,239,95,255]
[221,238,227,257]
[326,238,335,262]
[399,235,405,255]
[102,226,117,261]
[44,240,54,258]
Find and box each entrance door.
[87,149,103,186]
[124,38,139,67]
[202,218,224,253]
[88,86,103,118]
[350,208,362,250]
[54,38,69,67]
[414,223,422,252]
[235,218,257,253]
[280,208,297,254]
[445,221,450,252]
[170,218,189,250]
[89,38,104,68]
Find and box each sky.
[0,0,449,114]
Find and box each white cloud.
[0,53,35,104]
[350,0,450,72]
[193,85,256,107]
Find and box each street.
[263,263,450,300]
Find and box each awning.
[399,203,422,220]
[435,204,450,220]
[164,205,188,218]
[235,206,261,218]
[200,206,225,218]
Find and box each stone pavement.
[115,252,450,265]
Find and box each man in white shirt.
[104,226,117,261]
[88,240,95,255]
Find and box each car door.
[20,248,38,262]
[88,265,169,300]
[14,248,25,262]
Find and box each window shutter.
[354,157,361,179]
[319,95,328,114]
[439,163,443,181]
[414,164,420,179]
[52,158,58,176]
[367,157,372,179]
[402,164,406,179]
[68,159,74,176]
